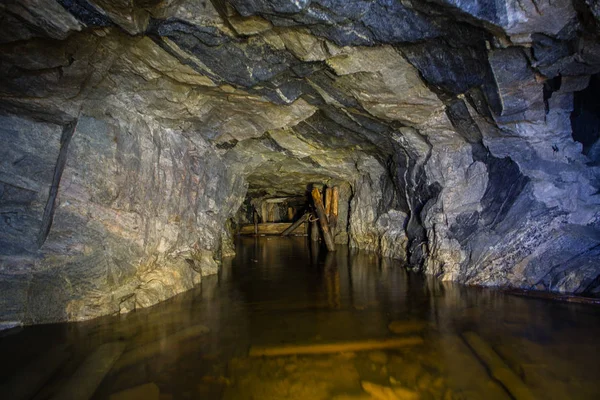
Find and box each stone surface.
[0,0,599,324]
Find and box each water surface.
[1,237,599,399]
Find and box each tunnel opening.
[571,73,600,162]
[236,178,354,253]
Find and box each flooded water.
[1,237,600,399]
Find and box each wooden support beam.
[310,217,320,242]
[330,186,339,233]
[324,187,332,221]
[462,332,535,400]
[281,213,309,236]
[249,336,423,357]
[311,188,336,252]
[253,210,258,236]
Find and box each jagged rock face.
[1,0,599,324]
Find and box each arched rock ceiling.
[5,0,599,197]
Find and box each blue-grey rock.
[0,0,599,326]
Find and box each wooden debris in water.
[112,324,209,371]
[387,320,428,335]
[249,336,423,357]
[1,344,71,400]
[504,288,600,305]
[109,382,160,400]
[51,341,126,400]
[361,381,419,400]
[462,331,535,400]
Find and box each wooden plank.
[240,223,306,235]
[51,342,126,400]
[462,332,535,400]
[387,320,428,334]
[311,188,336,252]
[1,344,71,400]
[281,213,309,236]
[504,288,600,305]
[249,336,423,357]
[109,383,160,400]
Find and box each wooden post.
[311,217,320,242]
[261,202,267,223]
[287,207,294,221]
[311,188,336,252]
[253,210,258,236]
[281,213,309,236]
[330,186,339,233]
[324,187,332,221]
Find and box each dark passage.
[1,237,599,399]
[572,73,600,160]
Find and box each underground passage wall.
[1,0,599,325]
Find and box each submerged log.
[1,344,71,400]
[462,331,535,400]
[281,213,309,236]
[387,320,428,335]
[249,336,423,357]
[51,342,126,400]
[361,381,419,400]
[113,324,210,371]
[330,186,339,233]
[311,187,336,252]
[109,383,160,400]
[504,288,600,305]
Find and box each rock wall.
[0,110,245,324]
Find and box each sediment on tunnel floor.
[0,0,600,324]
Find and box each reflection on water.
[1,237,599,399]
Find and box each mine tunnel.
[1,1,600,399]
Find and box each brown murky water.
[1,237,599,399]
